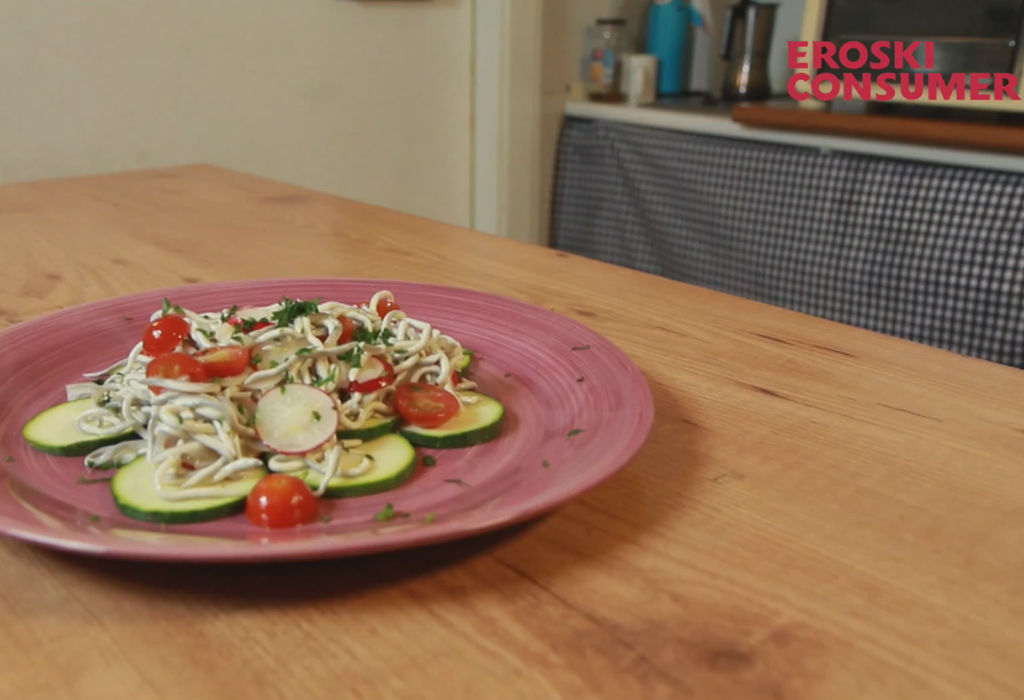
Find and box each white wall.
[0,0,473,227]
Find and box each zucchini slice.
[111,457,267,524]
[301,433,416,498]
[455,349,474,373]
[22,398,136,457]
[399,392,504,448]
[336,415,400,441]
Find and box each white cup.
[620,54,658,106]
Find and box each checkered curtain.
[551,117,1024,368]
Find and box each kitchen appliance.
[799,0,1024,112]
[721,1,778,101]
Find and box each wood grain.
[732,103,1024,154]
[1,165,1023,699]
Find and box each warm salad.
[22,291,503,527]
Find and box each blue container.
[648,0,699,96]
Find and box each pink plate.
[0,279,653,562]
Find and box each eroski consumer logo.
[787,41,1022,102]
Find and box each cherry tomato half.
[145,352,207,394]
[337,315,356,344]
[245,474,319,529]
[350,357,396,394]
[227,316,273,332]
[394,382,461,428]
[195,345,251,378]
[142,315,191,357]
[375,297,399,318]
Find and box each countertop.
[1,165,1023,699]
[566,99,1024,173]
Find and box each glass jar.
[583,18,627,102]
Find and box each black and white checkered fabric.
[551,117,1024,368]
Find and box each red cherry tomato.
[350,357,396,394]
[375,297,399,317]
[227,317,273,332]
[145,352,207,394]
[337,315,356,344]
[450,370,460,386]
[196,345,251,378]
[142,315,191,357]
[394,382,461,428]
[245,474,319,529]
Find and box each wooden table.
[1,165,1023,699]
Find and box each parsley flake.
[220,305,239,323]
[296,347,313,356]
[571,345,591,351]
[271,297,322,328]
[269,360,279,368]
[321,514,333,524]
[88,514,101,523]
[373,503,409,522]
[77,475,114,485]
[4,456,13,463]
[542,460,551,468]
[424,512,437,524]
[312,410,321,422]
[422,455,436,467]
[567,429,584,437]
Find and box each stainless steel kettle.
[721,1,778,101]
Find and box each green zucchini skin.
[399,393,504,449]
[301,433,416,498]
[336,415,400,442]
[111,456,267,524]
[22,399,136,457]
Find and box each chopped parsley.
[198,328,215,341]
[542,460,551,469]
[220,305,239,322]
[269,360,279,369]
[571,345,591,351]
[339,346,363,368]
[251,354,262,365]
[240,317,270,332]
[77,475,114,485]
[424,512,437,524]
[122,315,133,321]
[161,298,183,315]
[4,456,13,463]
[88,514,101,523]
[321,514,333,523]
[312,410,321,422]
[567,429,584,437]
[271,297,322,328]
[280,384,287,394]
[373,502,409,521]
[314,366,338,388]
[422,455,436,467]
[296,347,313,356]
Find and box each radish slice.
[255,384,339,454]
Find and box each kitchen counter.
[566,99,1024,173]
[2,166,1024,699]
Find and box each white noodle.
[71,291,473,502]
